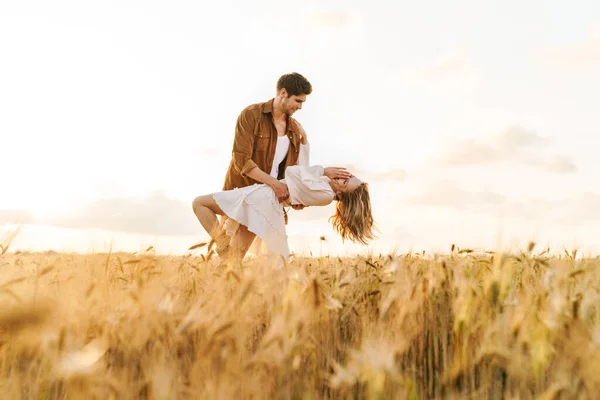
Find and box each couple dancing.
[192,73,374,264]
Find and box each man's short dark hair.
[276,72,312,97]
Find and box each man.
[195,72,350,262]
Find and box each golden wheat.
[0,241,599,399]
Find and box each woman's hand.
[291,204,307,210]
[297,123,308,145]
[324,167,352,180]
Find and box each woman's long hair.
[329,183,375,245]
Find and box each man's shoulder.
[239,99,272,116]
[240,102,262,113]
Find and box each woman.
[192,163,375,262]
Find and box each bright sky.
[1,1,600,256]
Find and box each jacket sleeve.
[232,108,258,176]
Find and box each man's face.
[280,90,306,116]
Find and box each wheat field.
[0,232,599,399]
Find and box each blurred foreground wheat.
[0,238,599,399]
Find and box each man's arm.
[246,166,289,202]
[231,108,259,177]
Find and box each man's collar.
[262,98,274,114]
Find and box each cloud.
[338,165,407,183]
[527,155,577,174]
[438,125,576,174]
[502,192,600,225]
[42,192,200,236]
[421,57,466,79]
[566,192,600,222]
[0,210,35,225]
[400,49,480,86]
[368,169,407,182]
[536,25,600,68]
[405,179,600,225]
[307,10,357,30]
[417,52,475,81]
[495,125,548,148]
[404,180,541,220]
[406,180,507,210]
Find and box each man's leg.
[228,225,256,266]
[211,216,232,258]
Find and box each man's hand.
[269,181,289,203]
[324,167,352,180]
[291,204,307,210]
[246,167,290,202]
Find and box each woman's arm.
[287,165,351,186]
[285,165,339,207]
[298,142,310,166]
[291,128,310,209]
[297,123,310,166]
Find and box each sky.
[1,0,600,256]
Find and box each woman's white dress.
[212,143,335,260]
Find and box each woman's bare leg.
[192,194,258,265]
[192,194,224,239]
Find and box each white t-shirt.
[269,135,290,178]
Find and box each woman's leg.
[192,194,224,239]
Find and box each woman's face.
[330,175,362,194]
